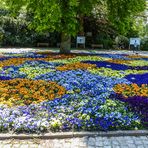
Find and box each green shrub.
[0,30,4,46]
[94,33,114,49]
[102,38,113,49]
[115,35,129,49]
[141,38,148,51]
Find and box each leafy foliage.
[0,0,146,51]
[107,0,146,34]
[4,0,97,36]
[0,8,37,46]
[4,0,145,36]
[141,38,148,51]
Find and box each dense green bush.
[141,38,148,51]
[102,38,113,49]
[84,16,116,49]
[0,9,48,47]
[115,35,129,49]
[92,33,114,49]
[0,14,36,47]
[0,29,4,46]
[0,9,62,47]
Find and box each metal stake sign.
[129,38,141,53]
[76,36,86,48]
[130,38,141,46]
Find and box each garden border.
[0,130,147,140]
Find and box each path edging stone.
[0,130,147,140]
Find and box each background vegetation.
[0,0,147,51]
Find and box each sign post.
[76,36,86,48]
[129,38,141,53]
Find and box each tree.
[4,0,146,53]
[107,0,145,35]
[5,0,100,53]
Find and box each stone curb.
[0,130,147,140]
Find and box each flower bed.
[0,52,147,133]
[0,79,66,106]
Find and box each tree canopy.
[3,0,146,53]
[107,0,146,34]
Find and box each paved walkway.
[0,48,148,56]
[0,136,147,148]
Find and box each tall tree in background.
[5,0,99,53]
[107,0,145,35]
[4,0,146,53]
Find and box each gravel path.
[0,48,148,56]
[0,48,38,53]
[0,136,147,148]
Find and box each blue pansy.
[125,73,148,84]
[82,61,129,70]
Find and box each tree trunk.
[79,15,85,36]
[78,15,85,48]
[60,32,71,54]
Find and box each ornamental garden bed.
[0,51,147,134]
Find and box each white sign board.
[77,36,86,44]
[130,38,141,46]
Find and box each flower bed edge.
[0,130,147,140]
